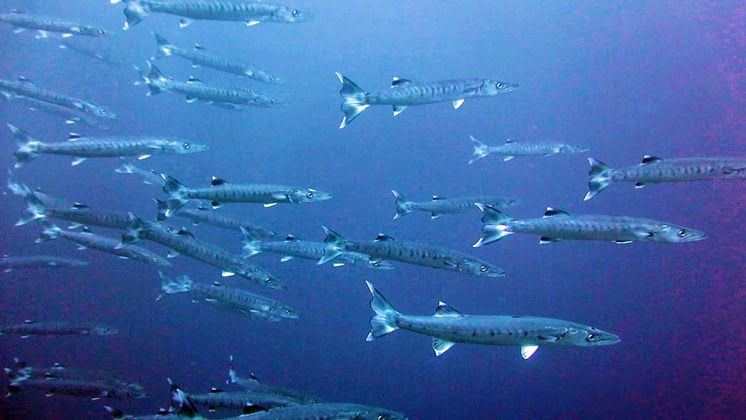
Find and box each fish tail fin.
[166,378,200,417]
[157,271,193,298]
[585,158,612,201]
[122,1,148,30]
[365,281,399,341]
[391,190,413,219]
[318,226,344,265]
[161,175,187,217]
[8,183,46,226]
[103,406,126,419]
[114,163,134,174]
[240,227,262,257]
[473,203,513,247]
[468,135,490,164]
[7,124,40,168]
[36,222,61,243]
[335,72,369,129]
[144,62,165,95]
[155,199,169,221]
[153,33,171,58]
[120,213,145,245]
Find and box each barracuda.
[366,282,620,359]
[321,227,505,277]
[391,190,519,220]
[111,0,312,29]
[468,135,588,164]
[336,72,518,128]
[0,320,118,337]
[474,205,707,246]
[243,403,407,420]
[139,62,285,109]
[7,124,207,167]
[0,255,88,272]
[227,356,319,404]
[585,155,746,200]
[0,77,117,119]
[0,10,108,37]
[153,33,282,83]
[158,272,297,320]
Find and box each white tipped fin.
[503,156,514,162]
[179,18,193,28]
[245,20,260,26]
[221,271,235,277]
[71,157,87,166]
[434,301,462,317]
[521,345,539,359]
[392,105,407,116]
[452,99,465,109]
[263,203,277,208]
[433,338,456,356]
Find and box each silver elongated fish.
[336,72,518,128]
[0,77,117,119]
[468,135,588,164]
[243,403,407,420]
[227,356,320,404]
[474,205,707,246]
[159,173,332,218]
[585,155,746,201]
[0,320,118,337]
[321,227,505,277]
[0,255,88,272]
[366,281,619,359]
[391,190,519,220]
[115,163,168,187]
[37,224,171,266]
[106,378,199,419]
[153,33,282,84]
[5,360,148,399]
[24,98,109,129]
[0,10,108,38]
[125,218,284,290]
[111,0,313,30]
[139,62,285,109]
[169,206,280,240]
[185,388,302,413]
[58,40,125,68]
[242,231,394,270]
[158,272,297,321]
[7,124,208,167]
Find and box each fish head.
[253,271,287,290]
[166,139,209,154]
[479,80,519,96]
[559,144,589,154]
[274,7,314,23]
[459,259,506,277]
[649,224,707,243]
[566,326,621,347]
[120,383,148,399]
[276,305,300,320]
[252,70,283,85]
[77,102,118,119]
[287,188,332,203]
[91,326,119,336]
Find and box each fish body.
[243,403,407,420]
[159,173,331,218]
[127,219,284,290]
[474,205,707,246]
[391,190,519,220]
[37,224,171,266]
[469,135,588,164]
[366,281,619,359]
[140,62,284,108]
[0,320,118,337]
[336,72,517,128]
[585,156,746,200]
[158,272,297,320]
[154,33,281,83]
[22,98,106,128]
[0,11,107,37]
[0,77,116,119]
[58,40,125,67]
[186,388,302,412]
[115,163,168,187]
[8,125,208,167]
[321,228,504,277]
[112,0,313,29]
[0,255,88,272]
[171,207,279,240]
[105,378,198,419]
[227,357,319,404]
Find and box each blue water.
[1,1,744,418]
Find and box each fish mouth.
[596,334,621,346]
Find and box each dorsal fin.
[249,373,259,381]
[641,155,662,165]
[194,44,205,50]
[187,76,203,84]
[209,388,223,393]
[432,195,445,200]
[23,319,36,324]
[71,202,90,210]
[543,207,570,218]
[68,133,83,141]
[374,234,395,242]
[211,177,228,186]
[391,77,411,88]
[505,139,516,144]
[434,301,462,317]
[81,226,92,234]
[176,228,195,238]
[17,76,33,84]
[212,281,223,287]
[285,234,300,242]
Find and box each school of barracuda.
[0,1,742,418]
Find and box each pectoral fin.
[521,345,539,359]
[392,105,407,116]
[433,338,456,356]
[452,99,465,109]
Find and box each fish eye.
[271,99,277,104]
[586,333,597,342]
[292,10,298,16]
[496,82,503,88]
[678,229,687,237]
[479,265,488,272]
[183,142,191,149]
[306,191,315,198]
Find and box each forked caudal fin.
[468,135,490,164]
[584,158,612,201]
[391,190,413,219]
[240,227,263,257]
[318,226,344,265]
[153,33,172,58]
[143,62,166,95]
[473,203,513,247]
[157,271,194,298]
[335,72,369,129]
[7,124,42,168]
[118,0,150,31]
[160,174,188,217]
[365,281,400,341]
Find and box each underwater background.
[0,0,744,418]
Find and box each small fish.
[167,205,280,241]
[0,255,88,272]
[474,205,707,246]
[153,33,282,84]
[58,40,126,68]
[115,163,167,187]
[159,173,331,218]
[366,281,620,359]
[0,10,108,37]
[7,124,208,167]
[585,156,746,200]
[0,77,117,119]
[468,135,588,164]
[111,0,313,30]
[391,190,519,220]
[321,227,505,277]
[158,272,298,321]
[336,72,518,128]
[137,62,285,109]
[227,356,319,404]
[0,320,118,337]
